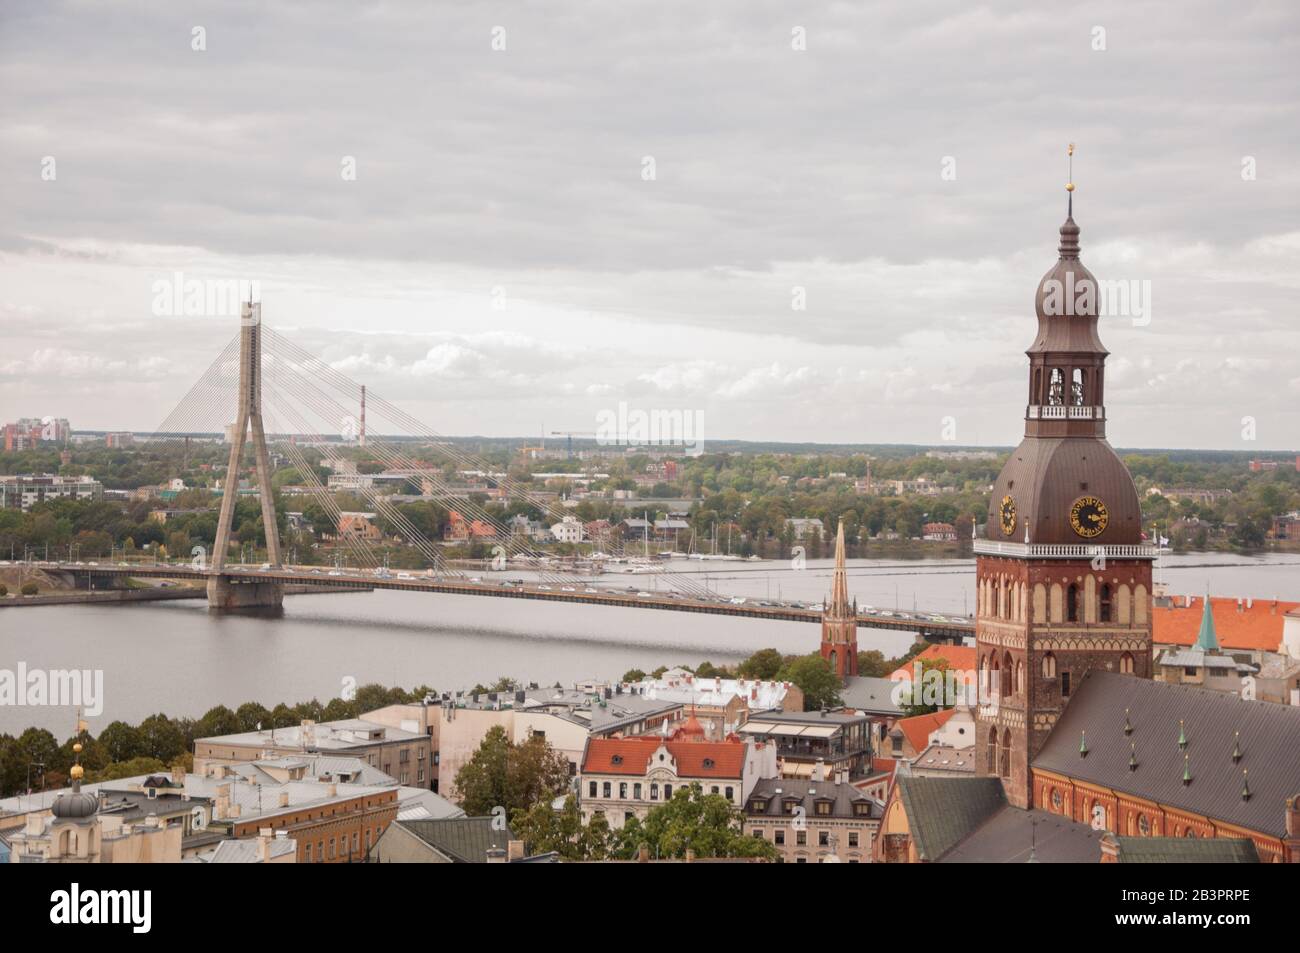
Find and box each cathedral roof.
[1033,672,1300,839]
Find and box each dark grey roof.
[1033,672,1300,838]
[1107,836,1259,864]
[839,676,903,716]
[745,778,881,820]
[940,807,1103,863]
[895,776,1005,861]
[743,710,869,727]
[395,817,515,864]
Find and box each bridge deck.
[37,562,975,639]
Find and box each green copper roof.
[1195,595,1219,651]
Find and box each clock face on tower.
[1069,496,1109,538]
[999,495,1017,536]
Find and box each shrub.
[21,582,39,596]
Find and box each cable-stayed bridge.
[52,303,974,643]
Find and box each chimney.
[836,767,848,785]
[326,782,337,798]
[258,827,273,863]
[486,847,507,863]
[812,758,826,782]
[278,791,289,808]
[507,839,526,862]
[172,764,186,785]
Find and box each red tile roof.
[890,644,977,681]
[1154,596,1297,652]
[894,708,955,754]
[582,737,747,779]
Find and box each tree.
[610,783,776,860]
[511,794,611,860]
[96,721,142,763]
[234,702,271,731]
[195,705,241,739]
[621,668,647,683]
[895,657,951,717]
[454,726,571,818]
[778,654,843,710]
[738,648,783,680]
[856,649,891,678]
[137,714,187,763]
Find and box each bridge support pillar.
[207,574,283,610]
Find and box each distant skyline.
[2,2,1298,450]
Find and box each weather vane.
[1066,143,1076,215]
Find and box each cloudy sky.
[2,1,1297,450]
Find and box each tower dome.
[985,184,1141,546]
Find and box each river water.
[3,553,1297,734]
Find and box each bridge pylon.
[208,300,283,609]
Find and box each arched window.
[1001,651,1013,697]
[1066,584,1079,622]
[986,727,999,775]
[1100,583,1113,623]
[1016,660,1025,695]
[999,729,1012,779]
[1071,368,1085,406]
[1042,652,1057,679]
[1119,652,1135,675]
[1033,367,1043,404]
[1048,368,1065,406]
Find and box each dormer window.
[610,754,623,765]
[702,758,715,769]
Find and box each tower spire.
[830,519,850,615]
[819,519,857,679]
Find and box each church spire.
[819,519,857,679]
[829,520,850,616]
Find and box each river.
[3,553,1298,735]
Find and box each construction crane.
[549,431,597,460]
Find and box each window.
[664,784,673,800]
[815,801,832,816]
[796,831,807,846]
[775,830,785,845]
[1061,671,1071,697]
[633,783,642,799]
[305,843,312,862]
[619,782,627,799]
[1071,368,1085,406]
[602,782,611,798]
[1067,584,1079,622]
[650,783,659,800]
[1100,583,1113,622]
[818,831,829,846]
[752,829,764,839]
[1042,652,1057,678]
[725,786,734,800]
[588,781,597,797]
[1048,368,1065,405]
[711,786,719,795]
[1120,652,1135,675]
[848,832,859,847]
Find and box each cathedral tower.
[974,158,1156,808]
[820,520,858,678]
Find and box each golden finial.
[70,763,84,781]
[1066,143,1075,192]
